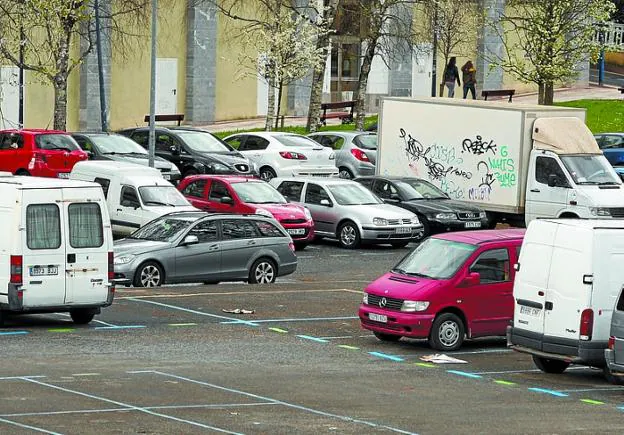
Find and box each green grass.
[212,115,378,140]
[554,99,624,134]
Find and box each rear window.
[617,290,624,312]
[275,135,319,148]
[26,204,61,250]
[354,134,377,150]
[68,203,104,248]
[35,134,81,151]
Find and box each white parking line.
[560,387,624,393]
[0,417,62,435]
[20,377,243,434]
[474,366,590,375]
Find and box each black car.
[354,176,488,238]
[118,126,257,179]
[71,132,182,182]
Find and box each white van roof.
[72,160,162,175]
[534,219,624,230]
[0,174,96,189]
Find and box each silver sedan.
[308,131,377,179]
[113,211,297,287]
[270,177,423,249]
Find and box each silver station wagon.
[270,177,423,249]
[113,211,297,287]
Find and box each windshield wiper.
[391,268,407,275]
[598,181,621,185]
[143,200,169,206]
[405,271,432,278]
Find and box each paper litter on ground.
[419,354,468,364]
[222,308,255,314]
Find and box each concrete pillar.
[79,0,111,131]
[388,4,414,97]
[186,2,218,124]
[476,0,505,92]
[287,0,316,116]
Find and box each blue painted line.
[296,335,329,343]
[368,352,405,362]
[0,331,29,336]
[93,325,146,330]
[447,370,483,379]
[220,316,358,324]
[528,387,568,397]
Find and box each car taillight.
[108,252,114,280]
[10,255,22,285]
[279,151,307,160]
[580,308,594,341]
[609,336,616,350]
[351,148,370,162]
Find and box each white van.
[70,161,197,236]
[0,174,115,325]
[508,219,624,375]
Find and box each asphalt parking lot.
[2,240,624,434]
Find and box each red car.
[178,175,315,248]
[0,129,88,178]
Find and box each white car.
[222,132,339,181]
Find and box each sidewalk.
[199,84,622,133]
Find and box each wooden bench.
[144,113,185,126]
[482,89,515,102]
[320,101,355,125]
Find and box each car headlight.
[303,207,312,220]
[401,301,429,312]
[329,152,336,160]
[479,211,487,219]
[590,207,611,217]
[373,217,388,226]
[362,293,368,304]
[114,255,135,265]
[411,216,420,225]
[255,208,273,218]
[210,163,231,173]
[435,212,457,220]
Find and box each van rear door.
[21,189,67,306]
[62,187,109,305]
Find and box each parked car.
[359,229,525,350]
[70,161,197,237]
[605,288,624,383]
[222,132,338,181]
[270,177,422,249]
[355,176,488,238]
[118,126,257,178]
[307,131,377,179]
[113,212,298,287]
[178,175,315,249]
[71,132,181,182]
[0,129,88,178]
[594,133,624,180]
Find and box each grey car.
[270,177,423,249]
[113,211,297,287]
[308,131,377,179]
[605,288,624,383]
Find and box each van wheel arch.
[434,307,469,336]
[558,212,579,219]
[133,260,166,288]
[15,169,30,176]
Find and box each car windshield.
[328,184,381,205]
[176,131,233,153]
[560,155,621,185]
[354,134,377,150]
[90,135,147,154]
[397,179,448,200]
[130,216,197,242]
[138,186,190,207]
[231,182,286,204]
[276,135,320,148]
[35,134,81,151]
[393,238,477,279]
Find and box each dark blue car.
[595,133,624,180]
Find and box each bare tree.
[491,0,614,105]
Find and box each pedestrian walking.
[443,57,461,98]
[462,60,477,99]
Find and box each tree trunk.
[53,75,68,131]
[354,40,377,131]
[265,75,276,131]
[544,82,554,105]
[537,82,545,105]
[306,39,330,133]
[275,78,284,130]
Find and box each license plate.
[465,221,481,228]
[30,266,58,276]
[57,172,70,179]
[287,228,306,236]
[520,305,541,316]
[369,313,388,323]
[395,227,411,234]
[162,174,171,180]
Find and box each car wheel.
[338,221,361,249]
[390,241,410,248]
[259,167,277,181]
[70,309,96,325]
[134,261,164,288]
[249,258,277,284]
[183,168,198,178]
[532,355,570,374]
[429,313,465,351]
[294,242,308,251]
[338,167,354,179]
[15,169,30,176]
[373,331,402,342]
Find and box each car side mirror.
[169,145,180,155]
[182,235,199,246]
[547,174,558,187]
[462,272,481,287]
[121,200,140,209]
[320,199,332,207]
[221,196,234,205]
[389,193,401,202]
[85,150,94,159]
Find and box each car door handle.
[247,240,257,246]
[545,301,554,311]
[530,189,540,193]
[207,244,219,251]
[116,208,123,212]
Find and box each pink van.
[359,229,525,350]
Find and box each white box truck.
[376,97,624,227]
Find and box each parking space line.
[144,371,418,434]
[474,366,589,375]
[581,399,605,405]
[220,316,358,324]
[493,380,517,386]
[318,335,354,340]
[448,370,483,379]
[527,387,568,397]
[0,375,46,380]
[368,352,404,362]
[168,323,197,327]
[0,331,29,336]
[72,373,101,377]
[269,327,288,333]
[119,288,359,299]
[560,387,624,393]
[414,363,436,368]
[93,325,146,330]
[296,335,329,343]
[20,377,243,434]
[0,416,62,434]
[338,345,360,350]
[55,313,119,328]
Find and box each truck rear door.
[21,189,67,306]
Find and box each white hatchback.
[223,132,338,181]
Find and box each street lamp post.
[431,2,438,97]
[596,23,607,87]
[95,0,108,131]
[148,0,158,168]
